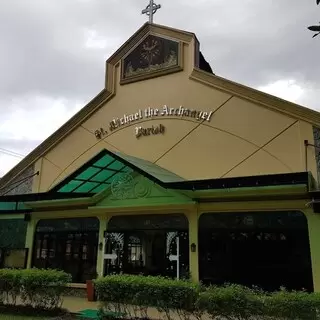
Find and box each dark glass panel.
[198,211,313,292]
[36,217,99,233]
[108,214,188,231]
[0,219,28,248]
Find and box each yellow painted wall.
[33,30,318,192]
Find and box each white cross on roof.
[142,0,161,24]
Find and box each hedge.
[94,274,200,319]
[196,284,264,319]
[95,275,320,320]
[0,268,71,310]
[263,288,320,320]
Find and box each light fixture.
[190,243,196,253]
[98,242,103,251]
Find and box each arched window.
[128,234,144,267]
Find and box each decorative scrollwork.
[111,173,134,200]
[166,231,178,254]
[134,178,152,198]
[107,233,124,249]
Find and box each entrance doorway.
[32,217,99,283]
[103,214,189,279]
[199,211,313,292]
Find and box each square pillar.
[306,208,320,292]
[187,209,199,283]
[96,216,109,277]
[24,217,38,269]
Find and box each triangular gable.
[43,148,193,210]
[95,174,193,209]
[2,22,320,192]
[0,23,196,190]
[49,148,185,196]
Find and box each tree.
[308,0,320,37]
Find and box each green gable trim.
[94,175,193,209]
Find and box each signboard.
[94,105,213,140]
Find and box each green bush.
[95,274,320,320]
[196,284,264,320]
[263,287,320,320]
[0,268,71,310]
[0,268,21,305]
[94,274,200,319]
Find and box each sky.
[0,0,319,177]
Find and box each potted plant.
[86,269,98,301]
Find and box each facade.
[1,23,320,292]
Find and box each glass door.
[103,232,124,275]
[166,231,189,279]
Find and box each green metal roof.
[49,149,185,194]
[0,200,29,212]
[0,192,91,214]
[112,151,185,183]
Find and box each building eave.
[190,68,320,126]
[185,184,309,202]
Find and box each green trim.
[0,214,25,219]
[23,183,309,211]
[95,175,193,209]
[182,184,308,199]
[90,201,195,211]
[25,197,92,209]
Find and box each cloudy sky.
[0,0,319,176]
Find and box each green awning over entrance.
[51,151,133,194]
[49,149,185,195]
[0,200,30,212]
[112,151,185,183]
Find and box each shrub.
[0,268,71,310]
[94,274,200,320]
[95,274,320,320]
[196,284,264,320]
[263,287,320,320]
[0,268,21,305]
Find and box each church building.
[1,16,320,292]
